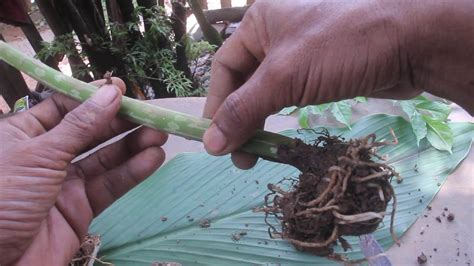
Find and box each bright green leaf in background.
[330,100,352,128]
[416,101,451,120]
[278,106,298,115]
[423,115,454,153]
[297,107,310,128]
[354,96,367,103]
[411,112,428,146]
[399,100,417,119]
[278,99,355,129]
[398,98,453,151]
[310,103,331,115]
[91,115,473,265]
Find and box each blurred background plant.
[36,0,220,99]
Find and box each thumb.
[203,66,283,156]
[40,85,122,157]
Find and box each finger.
[85,146,165,215]
[203,59,286,156]
[73,127,168,178]
[231,151,259,169]
[369,84,422,100]
[36,85,122,158]
[230,119,264,169]
[203,13,261,119]
[6,78,127,137]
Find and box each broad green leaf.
[413,95,429,102]
[278,106,297,115]
[411,112,428,146]
[423,115,454,153]
[399,100,417,119]
[416,101,451,120]
[91,114,473,265]
[298,107,310,128]
[354,96,367,103]
[330,100,352,128]
[309,103,331,115]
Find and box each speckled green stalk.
[0,41,293,160]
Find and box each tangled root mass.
[261,130,400,259]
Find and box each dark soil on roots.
[261,130,400,260]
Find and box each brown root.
[260,130,400,260]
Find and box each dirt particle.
[420,231,424,235]
[419,199,423,203]
[199,219,211,228]
[418,253,428,264]
[444,207,448,211]
[255,180,259,184]
[160,216,168,222]
[442,212,446,217]
[245,223,249,227]
[448,213,455,222]
[231,231,247,241]
[188,218,194,222]
[423,214,428,218]
[264,241,268,245]
[434,248,437,252]
[427,206,432,210]
[151,261,181,266]
[435,216,442,223]
[437,182,441,186]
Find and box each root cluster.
[260,130,400,259]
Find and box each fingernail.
[91,85,119,107]
[203,123,227,154]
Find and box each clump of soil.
[418,252,428,264]
[447,213,455,222]
[260,130,400,260]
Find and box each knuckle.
[62,101,103,134]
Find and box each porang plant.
[1,42,472,264]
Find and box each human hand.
[203,0,474,168]
[0,79,167,265]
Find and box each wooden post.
[20,15,58,69]
[189,0,222,46]
[199,0,208,10]
[0,35,30,108]
[36,0,92,82]
[172,1,191,79]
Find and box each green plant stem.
[0,41,292,160]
